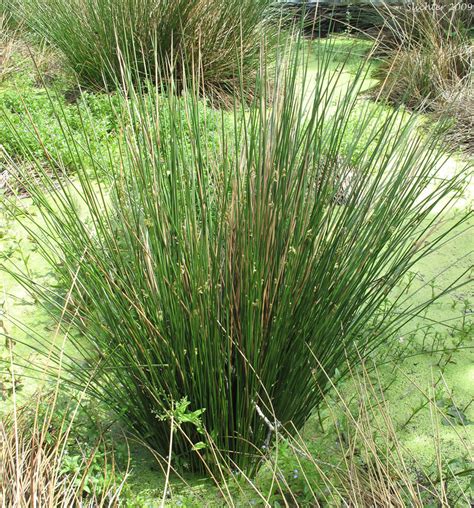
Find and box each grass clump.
[3,40,471,476]
[0,384,127,507]
[0,11,23,84]
[14,0,281,99]
[374,0,473,150]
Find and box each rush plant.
[3,39,471,474]
[374,0,473,115]
[14,0,280,98]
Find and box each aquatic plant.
[15,0,281,98]
[3,39,470,474]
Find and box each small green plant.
[0,86,122,180]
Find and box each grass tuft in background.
[13,0,284,100]
[374,0,473,151]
